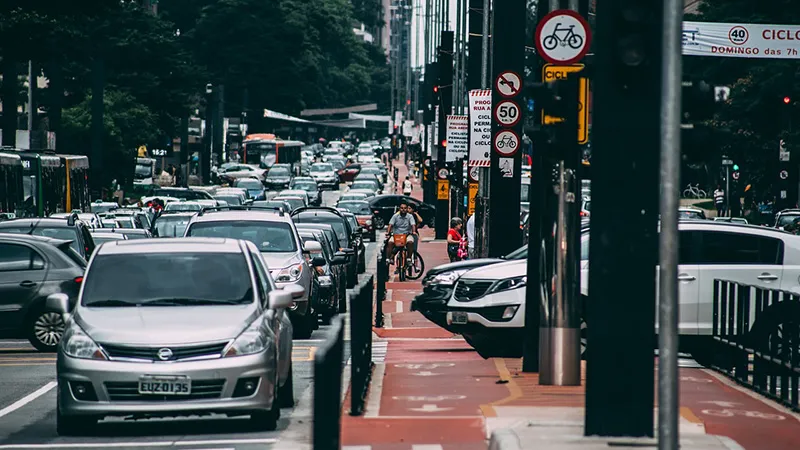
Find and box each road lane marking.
[479,358,522,418]
[342,446,372,450]
[364,363,385,418]
[0,438,278,449]
[412,446,445,450]
[0,381,57,419]
[702,368,800,423]
[395,301,403,313]
[0,363,55,367]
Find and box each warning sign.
[437,179,450,200]
[468,90,492,167]
[468,182,478,215]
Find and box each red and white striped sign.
[468,89,492,167]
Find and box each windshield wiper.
[143,298,244,306]
[85,299,138,307]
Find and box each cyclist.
[385,201,417,266]
[406,203,423,255]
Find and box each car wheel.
[250,397,280,431]
[29,309,66,352]
[293,310,316,339]
[279,362,294,408]
[56,404,97,436]
[374,216,386,229]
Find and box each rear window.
[187,221,298,253]
[214,195,242,206]
[235,179,263,189]
[294,214,349,244]
[338,202,371,215]
[351,182,376,190]
[776,214,800,228]
[82,253,253,306]
[165,203,201,212]
[268,168,290,177]
[312,164,333,172]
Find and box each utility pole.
[435,31,454,239]
[1,59,18,147]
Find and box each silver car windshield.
[82,253,254,307]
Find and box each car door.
[373,196,400,223]
[695,230,783,336]
[0,243,48,332]
[251,250,291,383]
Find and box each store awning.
[313,118,367,129]
[348,113,392,122]
[263,109,311,123]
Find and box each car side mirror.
[244,199,254,205]
[268,290,293,310]
[47,293,72,321]
[282,283,305,299]
[340,247,355,255]
[331,254,348,265]
[311,256,326,267]
[303,240,323,254]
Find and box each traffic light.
[733,164,739,171]
[784,96,791,105]
[682,80,716,123]
[610,0,659,87]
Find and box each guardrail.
[350,273,375,416]
[313,315,344,450]
[711,279,800,412]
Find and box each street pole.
[180,114,189,187]
[658,0,682,448]
[476,0,491,257]
[90,58,105,195]
[725,165,730,217]
[435,31,454,240]
[27,61,34,139]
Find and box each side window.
[679,230,696,265]
[249,251,272,303]
[0,244,42,272]
[696,231,783,265]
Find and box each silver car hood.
[261,251,303,270]
[76,304,258,346]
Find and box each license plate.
[138,375,191,395]
[451,311,468,325]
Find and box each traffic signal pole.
[435,31,454,240]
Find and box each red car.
[337,163,362,183]
[336,200,376,242]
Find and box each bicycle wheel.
[396,251,406,281]
[697,189,707,199]
[543,35,558,50]
[568,34,584,49]
[405,252,425,280]
[497,140,505,149]
[682,189,691,198]
[509,140,517,149]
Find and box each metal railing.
[350,274,375,416]
[711,279,800,411]
[313,315,344,450]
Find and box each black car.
[291,207,359,287]
[368,195,436,229]
[152,187,214,201]
[265,166,293,190]
[339,210,367,273]
[0,233,86,351]
[295,223,349,312]
[0,214,96,261]
[298,230,348,322]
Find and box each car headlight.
[272,263,304,283]
[224,318,271,357]
[366,219,372,225]
[318,275,333,286]
[62,323,107,360]
[487,276,527,294]
[426,269,468,287]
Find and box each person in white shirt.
[466,214,475,259]
[402,176,413,196]
[713,185,725,217]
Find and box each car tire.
[293,310,316,339]
[28,308,67,352]
[250,397,280,431]
[374,216,386,230]
[279,362,295,408]
[56,404,97,436]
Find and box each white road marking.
[412,446,445,450]
[342,446,372,450]
[395,301,403,313]
[0,381,56,419]
[365,363,385,418]
[371,341,388,363]
[0,438,278,449]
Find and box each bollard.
[350,275,375,416]
[375,252,386,328]
[313,315,344,450]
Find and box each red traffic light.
[433,86,439,93]
[784,96,791,104]
[441,139,447,147]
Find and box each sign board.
[437,179,450,200]
[543,63,584,82]
[535,10,592,65]
[468,90,492,167]
[403,120,414,138]
[779,139,790,161]
[152,148,169,157]
[494,130,520,156]
[468,166,480,182]
[541,64,589,143]
[721,158,734,166]
[437,167,450,179]
[445,115,469,162]
[495,72,522,98]
[578,78,589,144]
[732,171,740,180]
[494,100,521,127]
[468,182,479,215]
[780,169,789,180]
[683,21,800,60]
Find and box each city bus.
[19,152,62,217]
[134,157,156,185]
[242,134,304,171]
[59,154,91,213]
[0,152,24,217]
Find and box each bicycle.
[682,183,707,199]
[405,250,425,280]
[390,234,411,281]
[542,23,584,51]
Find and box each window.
[0,243,43,271]
[155,216,192,237]
[249,251,273,304]
[187,221,298,252]
[695,231,783,265]
[294,214,349,245]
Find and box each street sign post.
[437,179,450,199]
[534,10,592,65]
[494,100,521,127]
[493,130,520,156]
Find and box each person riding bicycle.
[385,201,417,266]
[406,203,423,255]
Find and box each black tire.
[293,310,316,339]
[405,252,425,280]
[250,398,280,431]
[56,406,97,436]
[279,362,294,408]
[374,216,386,229]
[28,309,66,352]
[397,253,407,282]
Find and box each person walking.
[446,217,463,262]
[402,175,413,196]
[713,185,725,217]
[466,213,475,259]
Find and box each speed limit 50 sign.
[494,100,521,127]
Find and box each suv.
[183,206,320,338]
[309,163,339,190]
[0,214,96,261]
[291,207,358,287]
[297,229,348,322]
[0,233,86,351]
[152,187,214,201]
[50,238,300,434]
[774,208,800,230]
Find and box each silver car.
[50,238,301,435]
[309,162,339,190]
[183,208,320,338]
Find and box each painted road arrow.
[408,404,454,412]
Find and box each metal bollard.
[313,315,344,450]
[375,253,386,328]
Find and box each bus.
[59,154,91,213]
[20,152,63,217]
[242,134,305,171]
[0,152,24,217]
[134,157,156,185]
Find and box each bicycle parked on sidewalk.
[682,183,707,199]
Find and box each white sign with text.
[445,115,469,162]
[468,89,492,167]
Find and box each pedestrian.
[466,213,475,259]
[402,175,413,196]
[713,185,725,217]
[446,217,463,262]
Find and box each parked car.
[679,206,706,220]
[51,238,299,435]
[367,195,436,229]
[89,231,128,247]
[0,233,86,351]
[184,208,319,338]
[297,230,348,322]
[0,214,96,261]
[234,178,268,200]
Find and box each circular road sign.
[468,166,480,182]
[780,169,789,180]
[535,10,592,65]
[437,168,450,179]
[495,72,522,98]
[494,100,521,127]
[732,171,740,181]
[494,130,520,156]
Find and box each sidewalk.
[340,155,800,450]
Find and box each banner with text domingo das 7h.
[468,90,492,167]
[684,21,800,59]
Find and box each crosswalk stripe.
[372,341,388,363]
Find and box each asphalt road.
[0,187,379,450]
